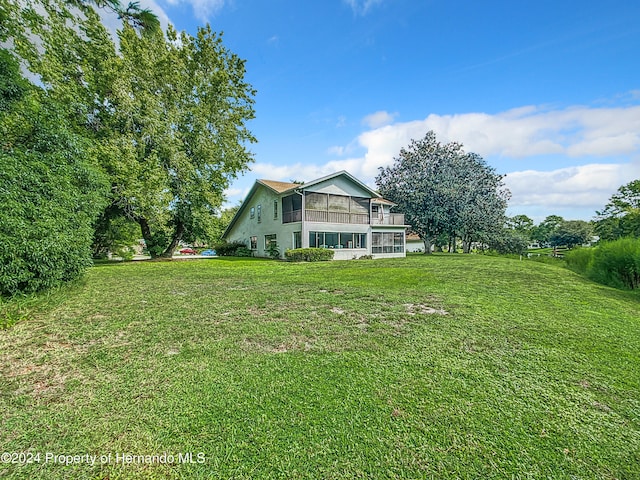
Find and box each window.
[273,200,278,219]
[250,236,257,249]
[372,232,404,253]
[250,207,255,219]
[308,232,366,249]
[394,232,404,253]
[257,204,262,223]
[264,234,277,249]
[293,231,302,249]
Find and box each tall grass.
[565,237,640,289]
[564,247,594,275]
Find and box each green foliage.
[101,24,256,258]
[564,248,594,275]
[285,248,335,262]
[376,131,509,253]
[266,241,280,259]
[4,0,255,259]
[236,247,254,257]
[531,215,564,244]
[506,214,534,239]
[589,238,640,290]
[550,220,592,248]
[0,51,107,296]
[595,179,640,241]
[92,207,141,259]
[485,230,529,255]
[214,241,249,257]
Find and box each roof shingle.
[258,179,300,193]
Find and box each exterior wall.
[304,176,372,198]
[224,185,299,258]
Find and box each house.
[406,233,426,252]
[222,171,409,259]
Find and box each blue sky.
[128,0,640,222]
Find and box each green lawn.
[1,255,639,479]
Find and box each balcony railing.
[305,210,370,224]
[283,209,405,225]
[371,213,405,225]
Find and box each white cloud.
[362,110,398,128]
[343,0,385,15]
[505,163,640,210]
[319,103,640,219]
[330,104,640,182]
[164,0,226,22]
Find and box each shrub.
[564,248,594,275]
[285,248,335,262]
[485,230,529,255]
[236,247,253,257]
[589,238,640,290]
[0,56,108,296]
[266,242,280,259]
[214,241,248,256]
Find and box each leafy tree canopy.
[375,131,509,254]
[595,179,640,240]
[550,220,592,248]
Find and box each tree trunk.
[136,217,157,258]
[162,220,185,258]
[462,236,471,253]
[422,237,432,254]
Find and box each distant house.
[406,233,426,252]
[222,171,409,259]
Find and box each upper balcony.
[371,213,405,225]
[283,209,405,226]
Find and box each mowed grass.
[1,255,639,479]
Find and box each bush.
[285,248,335,262]
[564,248,594,275]
[214,241,248,256]
[266,242,280,259]
[589,238,640,290]
[236,247,253,257]
[485,230,529,255]
[0,56,108,296]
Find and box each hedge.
[285,248,335,262]
[214,241,249,256]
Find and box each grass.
[1,255,639,479]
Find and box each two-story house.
[222,171,409,259]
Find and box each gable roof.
[258,179,300,194]
[300,170,381,198]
